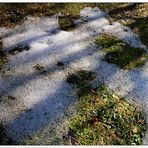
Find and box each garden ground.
[0,3,148,145]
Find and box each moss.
[66,70,96,86]
[59,16,76,31]
[95,34,147,69]
[66,70,97,98]
[95,34,121,49]
[126,55,148,69]
[68,85,146,145]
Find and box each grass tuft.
[95,34,121,49]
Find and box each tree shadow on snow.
[0,11,147,145]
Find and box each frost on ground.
[0,7,148,144]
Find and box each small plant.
[59,15,76,31]
[95,34,147,69]
[33,64,46,74]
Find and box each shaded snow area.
[0,7,148,144]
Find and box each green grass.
[66,70,146,145]
[95,34,147,69]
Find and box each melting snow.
[0,7,148,144]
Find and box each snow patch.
[0,7,147,144]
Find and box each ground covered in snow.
[0,7,148,144]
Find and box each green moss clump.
[95,34,147,69]
[95,34,121,49]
